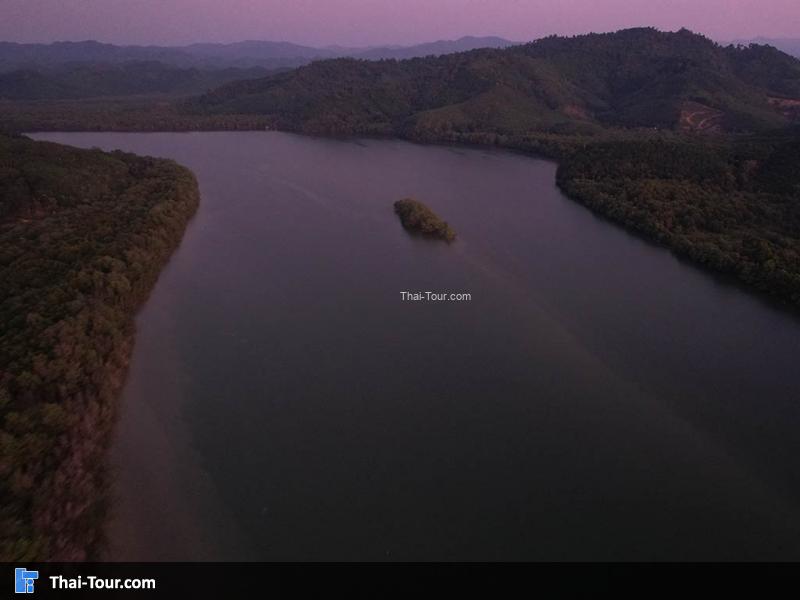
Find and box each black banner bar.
[3,562,800,598]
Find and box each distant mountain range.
[188,28,800,137]
[0,36,516,72]
[0,36,517,100]
[4,30,800,122]
[733,38,800,59]
[345,36,515,60]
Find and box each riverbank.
[9,102,799,310]
[0,134,199,560]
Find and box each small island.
[393,198,456,243]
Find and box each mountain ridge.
[733,38,800,59]
[0,36,517,72]
[186,28,800,137]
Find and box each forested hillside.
[735,38,800,60]
[0,62,272,100]
[187,28,800,136]
[0,134,199,560]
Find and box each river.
[33,131,800,560]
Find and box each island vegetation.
[394,198,456,242]
[0,134,199,560]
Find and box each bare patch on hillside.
[562,104,590,120]
[767,96,800,119]
[679,101,724,133]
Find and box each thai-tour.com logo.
[14,567,156,593]
[14,568,39,594]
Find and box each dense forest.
[0,62,273,101]
[0,97,274,133]
[556,133,800,305]
[6,28,800,142]
[394,198,456,242]
[3,28,799,139]
[186,28,800,137]
[0,134,199,560]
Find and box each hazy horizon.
[1,0,798,47]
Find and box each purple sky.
[2,0,799,46]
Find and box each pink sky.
[2,0,799,46]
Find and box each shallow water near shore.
[34,131,800,560]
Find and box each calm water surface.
[34,132,800,560]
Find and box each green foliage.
[394,198,456,242]
[0,134,199,560]
[5,28,800,142]
[185,28,800,137]
[557,135,800,305]
[0,62,273,101]
[0,96,274,133]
